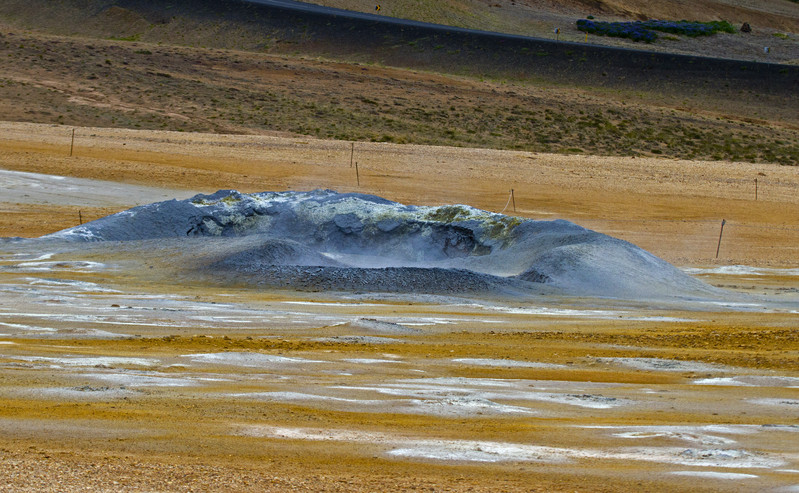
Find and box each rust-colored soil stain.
[0,122,797,492]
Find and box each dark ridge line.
[241,0,794,68]
[114,0,798,96]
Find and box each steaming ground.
[0,168,195,207]
[2,130,799,491]
[36,189,727,304]
[1,244,798,491]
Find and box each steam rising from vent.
[43,190,719,300]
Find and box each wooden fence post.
[715,219,726,258]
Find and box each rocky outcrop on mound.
[44,189,716,300]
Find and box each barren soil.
[1,122,798,492]
[0,0,798,491]
[0,6,798,165]
[2,122,798,267]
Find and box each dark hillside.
[4,0,797,109]
[0,0,797,163]
[303,0,799,38]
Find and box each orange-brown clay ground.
[0,122,798,492]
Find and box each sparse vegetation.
[0,3,796,165]
[110,34,141,42]
[577,19,736,43]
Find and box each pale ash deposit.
[43,189,718,300]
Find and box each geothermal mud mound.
[45,190,715,300]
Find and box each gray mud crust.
[35,189,726,302]
[215,264,536,296]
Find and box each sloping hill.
[309,0,799,34]
[303,0,799,61]
[0,0,797,164]
[1,0,797,63]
